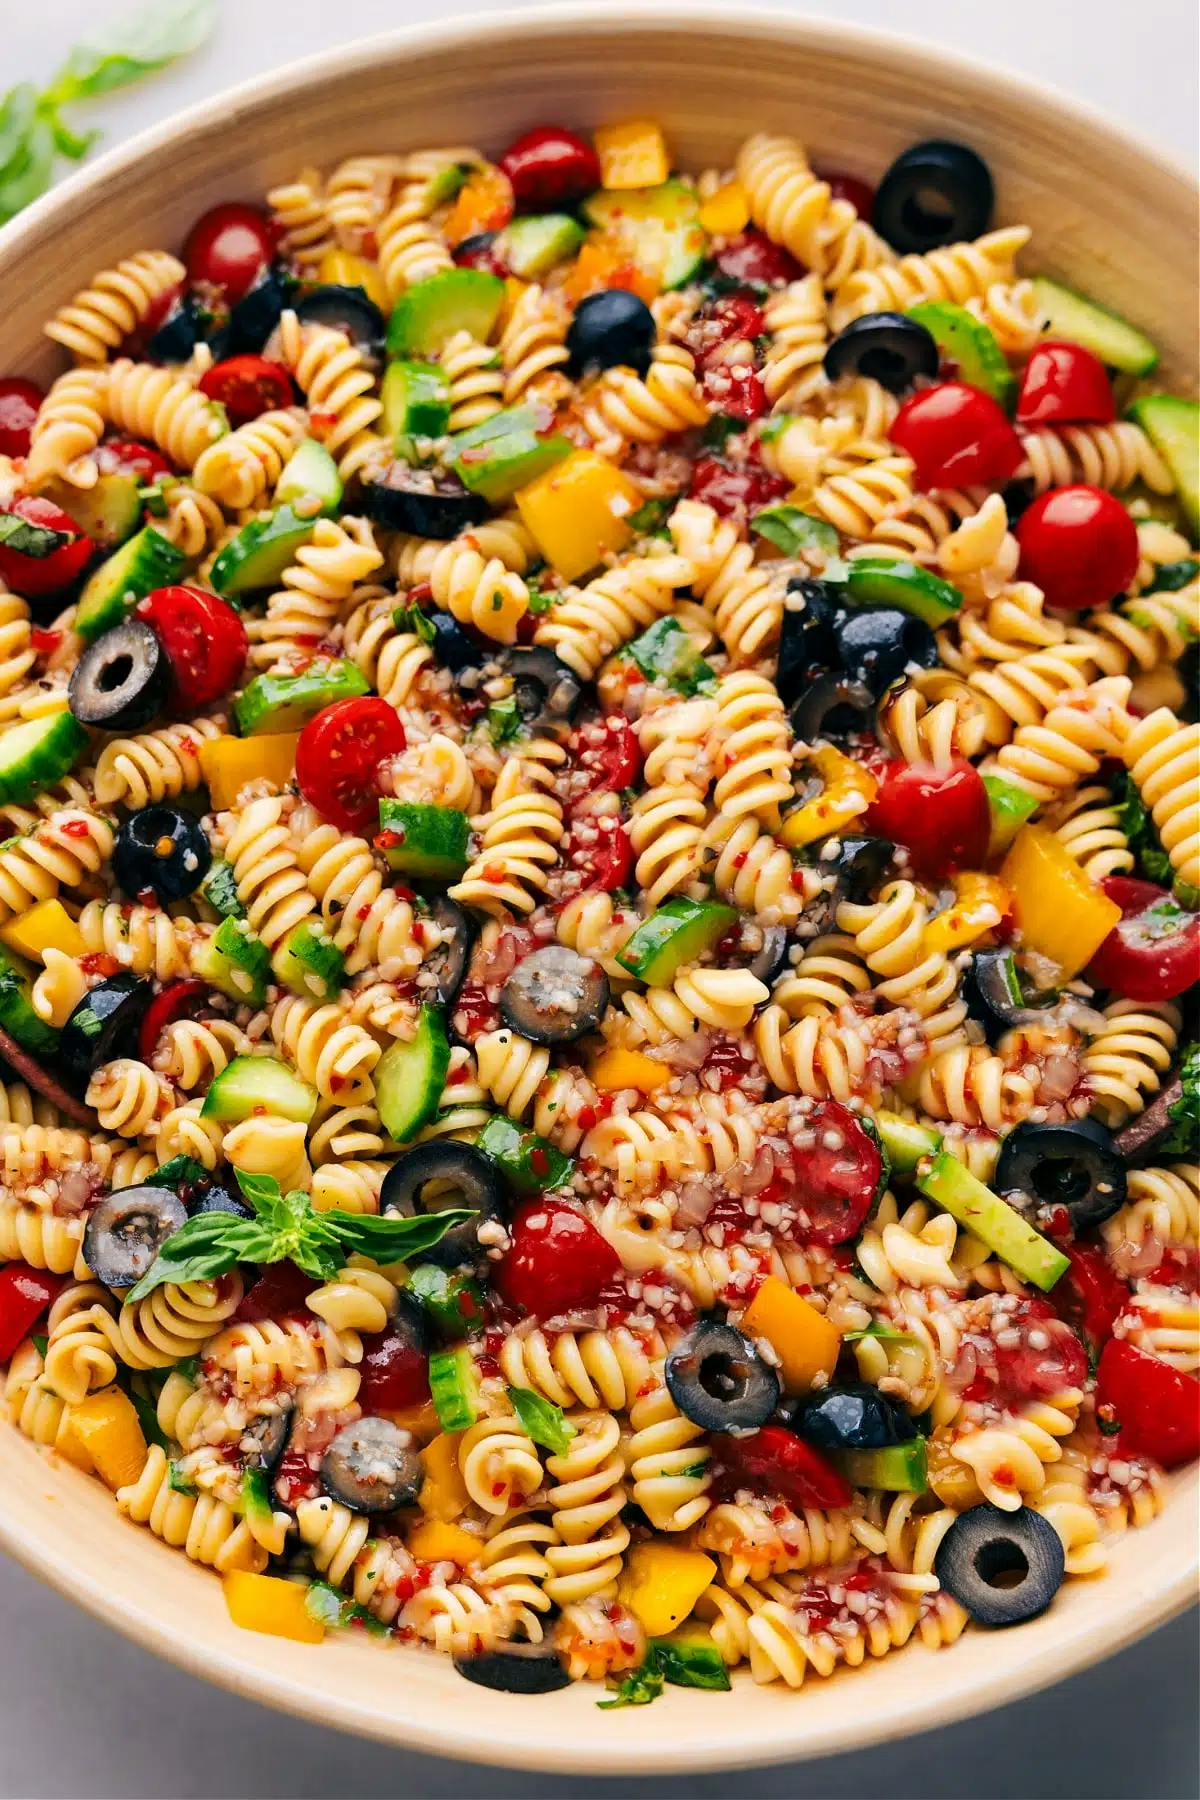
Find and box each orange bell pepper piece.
[224,1571,326,1643]
[442,164,514,248]
[66,1388,148,1490]
[1001,825,1122,978]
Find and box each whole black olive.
[823,313,939,393]
[454,1644,572,1693]
[228,265,294,354]
[795,1383,916,1452]
[835,607,937,699]
[776,578,844,708]
[665,1319,780,1433]
[566,289,656,378]
[934,1504,1065,1627]
[68,620,169,731]
[113,805,212,903]
[500,646,584,730]
[83,1185,187,1289]
[500,947,609,1045]
[189,1180,253,1221]
[873,140,994,254]
[425,610,488,677]
[146,294,212,364]
[59,974,153,1090]
[995,1119,1126,1230]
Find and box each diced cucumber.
[405,1264,485,1340]
[652,1633,732,1692]
[428,1344,482,1432]
[233,658,369,736]
[75,526,186,642]
[381,360,451,442]
[450,404,572,504]
[845,556,962,627]
[617,897,737,986]
[272,920,345,1001]
[837,1440,928,1492]
[1128,395,1199,536]
[201,1053,318,1125]
[375,1004,450,1142]
[874,1112,942,1176]
[625,616,715,696]
[192,916,272,1007]
[0,943,59,1057]
[582,180,706,290]
[274,439,343,517]
[386,269,506,357]
[752,504,841,561]
[239,1467,274,1530]
[200,859,245,920]
[377,800,469,881]
[917,1151,1069,1292]
[39,472,141,550]
[1031,276,1158,376]
[209,506,315,597]
[983,774,1040,858]
[0,711,88,808]
[496,213,585,279]
[475,1115,573,1193]
[907,300,1015,409]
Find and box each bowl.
[0,2,1195,1774]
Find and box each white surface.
[2,2,1198,1795]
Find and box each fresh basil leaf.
[45,110,97,161]
[174,1356,201,1384]
[0,112,56,225]
[31,1333,48,1358]
[485,696,523,747]
[125,1212,268,1301]
[155,1154,209,1190]
[506,1385,576,1455]
[167,1459,198,1495]
[392,602,436,645]
[287,1237,343,1282]
[651,1636,731,1691]
[234,1168,283,1212]
[326,1208,475,1262]
[598,1652,664,1709]
[0,85,40,181]
[843,1323,920,1346]
[129,1385,169,1452]
[305,1579,389,1636]
[1145,556,1199,594]
[43,0,217,105]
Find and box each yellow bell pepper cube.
[65,1388,148,1491]
[923,873,1013,956]
[781,747,878,848]
[224,1571,326,1644]
[698,180,749,237]
[741,1276,841,1395]
[594,120,669,190]
[0,898,84,963]
[407,1519,481,1566]
[1001,825,1121,978]
[381,1399,440,1443]
[591,1047,671,1094]
[419,1431,469,1520]
[316,248,388,314]
[618,1542,716,1638]
[199,733,301,810]
[515,449,642,582]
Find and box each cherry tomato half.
[0,1265,64,1362]
[568,716,642,798]
[233,1261,319,1324]
[0,377,43,458]
[138,977,210,1063]
[297,696,406,834]
[1087,877,1200,1002]
[891,380,1023,489]
[695,292,767,366]
[814,167,876,218]
[715,1425,852,1509]
[183,202,275,304]
[96,438,173,481]
[136,584,247,711]
[499,126,601,212]
[866,755,990,879]
[357,1324,431,1411]
[564,813,633,893]
[688,456,788,528]
[710,229,803,286]
[1016,483,1139,612]
[785,1099,883,1245]
[704,363,768,423]
[1096,1338,1200,1469]
[495,1197,621,1317]
[198,355,294,425]
[1057,1243,1130,1350]
[1016,341,1115,427]
[0,495,93,597]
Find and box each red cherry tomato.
[96,438,174,480]
[1016,341,1115,427]
[183,202,275,303]
[891,380,1023,488]
[138,978,210,1063]
[688,457,788,529]
[962,1295,1088,1404]
[233,1261,319,1323]
[499,126,601,212]
[705,363,767,423]
[1016,484,1139,612]
[1087,877,1200,1002]
[136,584,247,711]
[1096,1338,1200,1468]
[564,813,633,893]
[0,376,43,458]
[710,229,803,286]
[786,1099,883,1245]
[357,1324,431,1411]
[298,696,407,835]
[495,1197,621,1317]
[0,495,93,597]
[198,355,294,425]
[1058,1243,1130,1350]
[814,167,876,217]
[715,1425,852,1509]
[568,715,642,798]
[0,1264,64,1361]
[695,292,767,366]
[866,756,990,879]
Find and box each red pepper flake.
[60,818,93,839]
[30,628,62,656]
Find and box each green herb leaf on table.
[507,1385,576,1454]
[598,1656,666,1709]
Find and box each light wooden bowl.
[0,3,1195,1773]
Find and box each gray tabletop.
[3,3,1198,1795]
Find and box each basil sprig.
[126,1169,471,1301]
[507,1384,575,1455]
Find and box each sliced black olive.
[789,673,875,744]
[424,897,476,1008]
[566,289,656,378]
[964,948,1056,1045]
[835,607,937,700]
[59,974,154,1090]
[189,1179,253,1221]
[243,1402,292,1472]
[827,834,896,901]
[934,1504,1064,1627]
[295,283,385,360]
[795,1382,916,1451]
[83,1184,187,1289]
[380,1142,503,1268]
[665,1318,780,1433]
[743,923,790,984]
[500,646,584,730]
[228,265,294,354]
[113,805,212,904]
[147,293,212,364]
[454,1643,572,1694]
[823,313,939,394]
[68,619,168,730]
[320,1417,423,1514]
[873,140,994,254]
[777,578,843,708]
[359,464,488,538]
[500,946,609,1045]
[426,609,487,677]
[995,1119,1126,1230]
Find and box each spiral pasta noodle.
[45,250,186,365]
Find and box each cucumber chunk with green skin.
[836,1440,928,1492]
[450,405,572,503]
[983,773,1040,857]
[0,944,59,1057]
[496,213,585,278]
[406,1264,485,1339]
[192,916,272,1007]
[386,269,505,357]
[240,1467,274,1529]
[39,472,141,549]
[652,1634,732,1691]
[1128,395,1199,535]
[0,711,88,807]
[375,1005,450,1142]
[209,506,315,597]
[233,658,369,736]
[201,1054,318,1125]
[751,503,841,561]
[626,617,715,695]
[917,1151,1069,1291]
[377,800,469,880]
[428,1344,482,1432]
[381,360,451,442]
[475,1115,573,1193]
[273,439,343,516]
[74,526,186,642]
[582,181,707,290]
[272,920,346,1001]
[845,557,962,627]
[200,859,245,920]
[617,896,738,986]
[1031,276,1158,376]
[874,1111,942,1176]
[906,300,1015,409]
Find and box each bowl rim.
[0,2,1196,1774]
